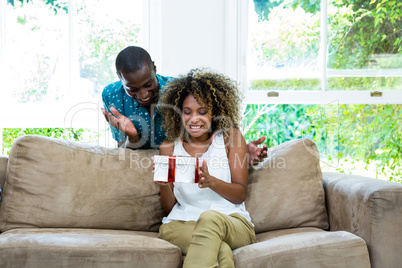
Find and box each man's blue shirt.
[102,74,173,149]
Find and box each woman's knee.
[198,210,225,225]
[195,210,228,233]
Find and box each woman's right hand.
[152,156,172,186]
[158,141,177,214]
[155,181,172,187]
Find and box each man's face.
[118,63,159,107]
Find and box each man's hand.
[247,136,268,166]
[101,107,139,143]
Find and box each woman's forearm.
[208,177,247,204]
[159,183,176,214]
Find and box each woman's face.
[181,94,212,140]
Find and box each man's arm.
[118,139,140,149]
[101,107,141,149]
[118,141,125,148]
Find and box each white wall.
[147,0,247,86]
[161,0,225,76]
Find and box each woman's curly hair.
[158,68,243,141]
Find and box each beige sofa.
[0,135,401,267]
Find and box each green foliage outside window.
[252,0,401,69]
[2,128,100,155]
[250,2,320,68]
[7,0,67,14]
[243,104,402,183]
[288,0,402,69]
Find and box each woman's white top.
[162,133,253,225]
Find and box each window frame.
[242,0,402,105]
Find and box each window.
[248,0,321,92]
[245,0,402,182]
[246,0,402,104]
[0,0,143,153]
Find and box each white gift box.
[153,155,202,183]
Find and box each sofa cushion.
[233,228,370,268]
[246,138,328,233]
[0,156,7,205]
[0,228,181,268]
[0,135,162,232]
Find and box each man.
[101,46,267,165]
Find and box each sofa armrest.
[322,171,402,268]
[0,156,7,196]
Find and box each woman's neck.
[190,132,212,144]
[183,132,214,157]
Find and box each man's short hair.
[115,46,153,74]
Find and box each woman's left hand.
[198,159,215,188]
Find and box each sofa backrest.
[245,138,329,233]
[0,156,7,206]
[0,135,329,233]
[0,156,7,188]
[0,135,163,232]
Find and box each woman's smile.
[189,125,203,130]
[182,94,212,140]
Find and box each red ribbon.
[168,156,176,182]
[195,158,199,183]
[167,156,199,183]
